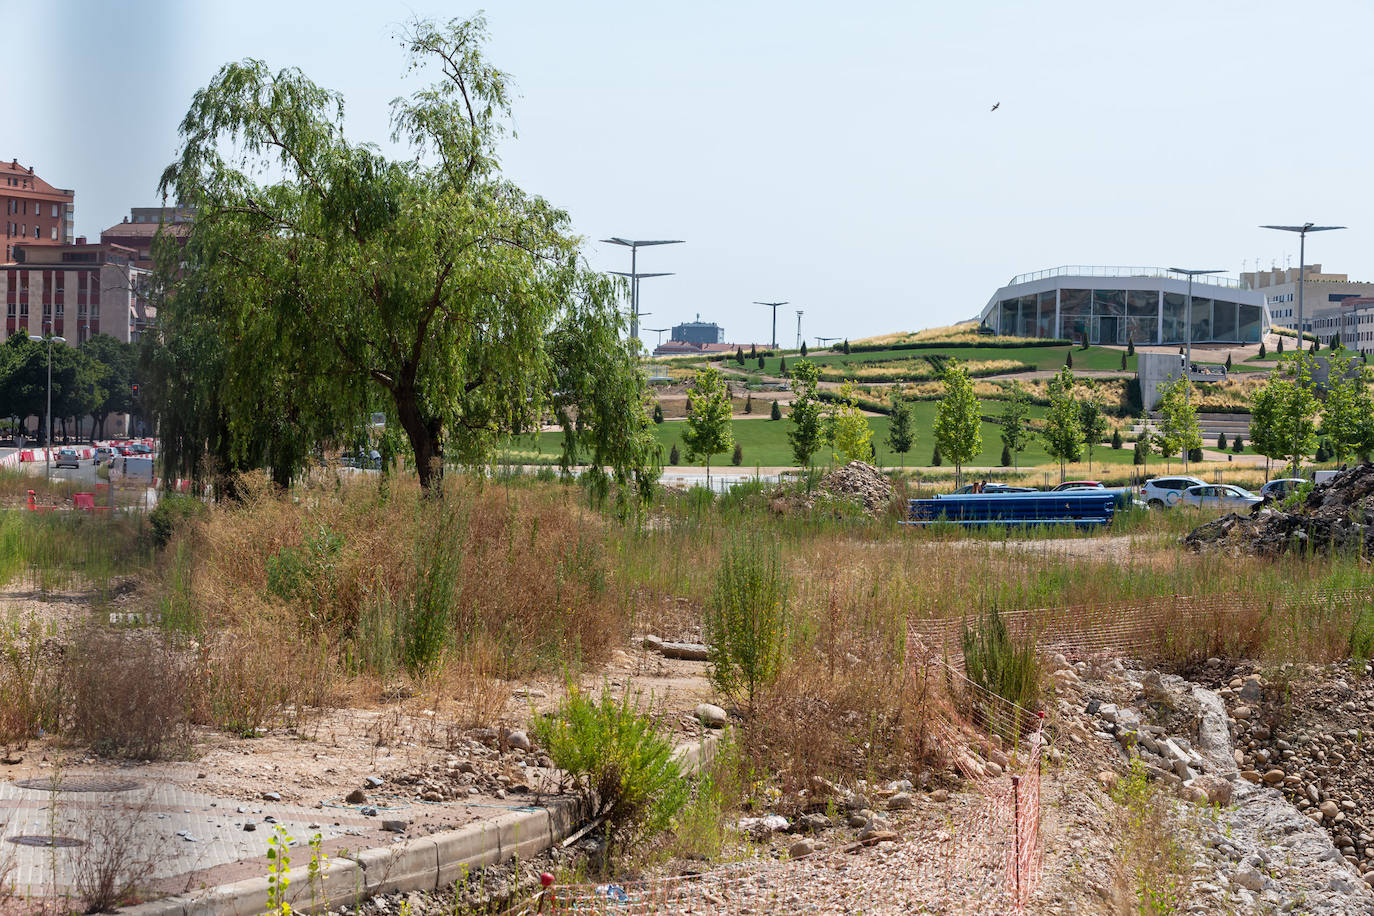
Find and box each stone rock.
[641,634,664,652]
[262,792,282,802]
[243,822,257,832]
[739,814,789,837]
[1321,801,1340,820]
[815,461,894,515]
[1240,770,1262,784]
[1232,706,1252,720]
[1098,703,1118,722]
[1052,668,1080,685]
[1261,769,1285,785]
[930,789,949,802]
[1233,868,1265,892]
[366,776,385,788]
[1239,676,1263,701]
[694,704,728,728]
[797,813,830,832]
[846,813,867,828]
[345,789,368,804]
[788,838,816,858]
[382,819,409,833]
[506,730,531,751]
[1096,771,1118,790]
[1190,775,1233,807]
[886,793,914,811]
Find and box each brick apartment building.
[2,158,75,263]
[101,205,193,271]
[3,242,154,345]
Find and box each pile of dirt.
[769,461,895,516]
[1184,464,1374,557]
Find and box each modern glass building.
[979,267,1269,345]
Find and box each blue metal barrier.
[904,491,1118,528]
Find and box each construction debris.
[1185,464,1374,557]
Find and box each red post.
[1011,774,1021,905]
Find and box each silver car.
[1180,484,1263,510]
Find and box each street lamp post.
[643,327,670,348]
[601,238,683,343]
[1168,268,1224,383]
[795,310,804,350]
[37,334,67,479]
[1261,223,1346,348]
[754,301,788,350]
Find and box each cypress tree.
[931,445,942,466]
[1225,352,1233,370]
[757,354,765,370]
[744,392,753,414]
[1120,350,1127,371]
[1000,441,1011,466]
[1277,336,1284,354]
[1127,338,1135,356]
[652,402,664,424]
[779,356,787,375]
[800,341,808,357]
[1065,350,1073,369]
[731,442,743,466]
[1217,432,1227,450]
[669,443,680,464]
[1112,429,1123,450]
[1258,341,1267,359]
[770,399,782,421]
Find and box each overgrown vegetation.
[706,534,789,711]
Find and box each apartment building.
[2,158,75,263]
[3,242,153,345]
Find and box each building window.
[33,226,39,239]
[51,204,57,218]
[50,226,56,241]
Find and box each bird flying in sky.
[990,102,1000,112]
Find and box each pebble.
[886,793,914,811]
[694,704,728,728]
[788,838,816,858]
[382,819,409,833]
[506,731,531,751]
[262,791,282,802]
[929,789,949,802]
[345,789,368,804]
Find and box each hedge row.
[849,337,1071,353]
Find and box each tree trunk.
[394,386,444,496]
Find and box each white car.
[1140,475,1207,508]
[1180,484,1263,510]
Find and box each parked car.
[1141,475,1208,508]
[116,445,135,456]
[94,446,117,463]
[1180,484,1263,510]
[54,448,82,469]
[131,443,153,455]
[1051,480,1104,491]
[950,483,1037,495]
[1260,478,1306,502]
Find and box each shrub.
[400,515,462,676]
[532,685,688,853]
[1188,446,1203,464]
[68,628,194,759]
[652,402,664,424]
[669,443,680,464]
[960,607,1040,738]
[1350,606,1374,661]
[148,494,205,549]
[931,445,942,466]
[1112,429,1124,450]
[731,442,744,466]
[1217,433,1227,450]
[1232,436,1244,453]
[743,393,753,415]
[1000,442,1011,466]
[0,614,63,744]
[770,399,782,421]
[706,534,788,711]
[1065,351,1073,369]
[1259,341,1267,359]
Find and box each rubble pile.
[818,460,895,514]
[1185,464,1374,557]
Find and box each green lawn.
[502,400,1142,469]
[741,345,1136,377]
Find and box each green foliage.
[1065,350,1073,369]
[886,393,915,465]
[1232,436,1245,453]
[757,354,765,370]
[706,533,788,711]
[800,341,808,357]
[148,494,206,549]
[769,398,782,421]
[1217,432,1227,450]
[731,442,743,466]
[787,360,824,469]
[778,356,787,376]
[1255,353,1319,477]
[931,444,942,466]
[1349,606,1374,661]
[1155,377,1202,468]
[960,607,1040,738]
[1079,396,1109,472]
[682,367,734,483]
[1120,350,1127,371]
[997,381,1031,469]
[1277,335,1285,354]
[669,443,680,465]
[827,381,873,465]
[842,339,851,354]
[532,685,689,853]
[153,15,656,497]
[933,361,981,485]
[399,514,462,676]
[1318,362,1372,463]
[653,402,664,424]
[1042,366,1083,481]
[1225,352,1233,370]
[1000,441,1011,466]
[1127,338,1135,357]
[1133,437,1146,465]
[1259,341,1267,359]
[1112,428,1124,450]
[743,392,752,415]
[1113,757,1188,916]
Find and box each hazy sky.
[6,0,1374,344]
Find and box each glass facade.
[990,283,1262,344]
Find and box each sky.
[6,0,1374,346]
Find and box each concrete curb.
[120,732,720,916]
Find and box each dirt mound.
[769,461,895,516]
[1185,464,1374,557]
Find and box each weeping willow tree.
[147,16,658,499]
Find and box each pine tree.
[749,343,757,358]
[731,442,743,466]
[1217,432,1227,450]
[757,354,765,370]
[770,399,782,421]
[1232,436,1244,453]
[842,339,851,354]
[1065,350,1073,369]
[1112,428,1123,450]
[1258,341,1267,359]
[669,443,680,464]
[1225,352,1233,370]
[1127,338,1135,357]
[744,392,753,414]
[736,346,745,365]
[652,402,664,424]
[800,341,808,357]
[1120,350,1127,371]
[779,356,787,376]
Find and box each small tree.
[1233,435,1244,453]
[706,534,788,713]
[749,343,757,359]
[1155,376,1203,471]
[1042,365,1083,482]
[1217,432,1227,450]
[735,346,745,366]
[931,444,942,466]
[786,360,824,470]
[1000,441,1011,466]
[1065,350,1073,369]
[1079,396,1109,473]
[842,339,851,354]
[769,399,782,421]
[933,361,982,488]
[998,381,1031,470]
[682,367,733,486]
[886,392,915,467]
[1132,436,1147,466]
[1120,350,1127,371]
[669,443,680,465]
[1127,338,1135,357]
[757,354,765,370]
[800,341,808,357]
[731,442,743,466]
[1277,336,1285,354]
[828,381,873,465]
[779,356,787,376]
[1258,341,1267,359]
[1225,352,1233,370]
[743,392,753,415]
[652,402,664,424]
[1111,428,1124,450]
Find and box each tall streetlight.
[607,270,671,342]
[795,310,804,350]
[36,334,66,479]
[601,238,683,342]
[644,327,670,348]
[815,336,840,348]
[1168,268,1224,381]
[754,301,788,350]
[1261,223,1345,348]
